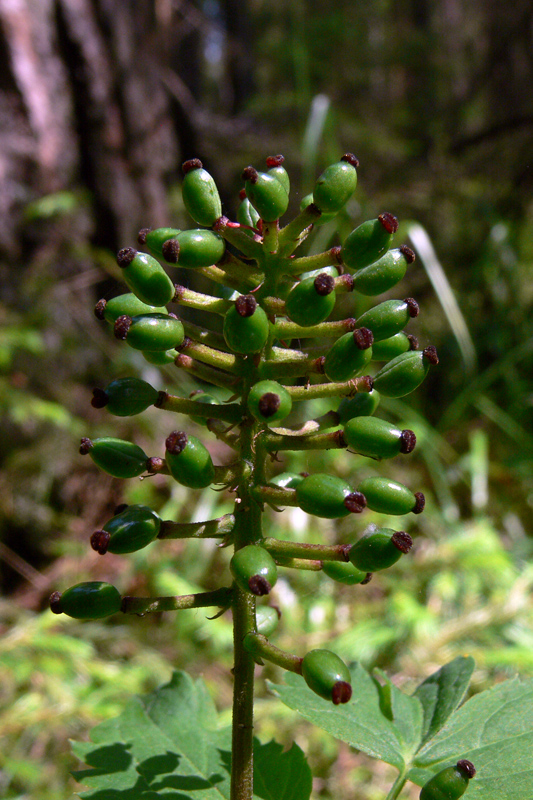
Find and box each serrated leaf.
[272,661,533,800]
[412,676,533,800]
[269,664,414,771]
[413,656,475,747]
[72,671,311,800]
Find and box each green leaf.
[269,663,419,771]
[412,676,533,799]
[413,656,475,747]
[72,670,311,800]
[272,662,533,800]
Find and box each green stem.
[385,768,409,800]
[179,338,241,373]
[278,204,321,255]
[174,285,232,315]
[273,316,357,340]
[262,537,350,562]
[182,319,226,350]
[121,588,233,614]
[284,375,373,401]
[155,393,242,423]
[214,216,264,260]
[175,353,242,391]
[286,247,343,276]
[158,514,235,540]
[243,633,303,673]
[262,429,345,453]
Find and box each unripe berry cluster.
[51,153,439,709]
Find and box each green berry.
[371,332,418,361]
[356,477,425,515]
[50,582,122,619]
[420,760,476,800]
[79,437,148,479]
[95,293,167,324]
[116,248,175,307]
[312,153,358,213]
[142,348,179,365]
[91,378,159,417]
[322,560,369,585]
[160,229,225,268]
[255,605,281,636]
[356,298,419,342]
[269,472,307,490]
[114,313,185,351]
[190,392,220,426]
[285,273,336,326]
[351,246,415,296]
[181,158,222,227]
[343,417,416,459]
[248,380,292,424]
[243,167,289,222]
[349,528,413,572]
[337,390,380,424]
[301,649,352,704]
[295,474,366,519]
[138,227,181,258]
[373,346,439,397]
[230,545,278,596]
[223,295,270,354]
[323,327,374,383]
[91,504,161,555]
[266,154,290,194]
[341,213,398,271]
[165,431,215,489]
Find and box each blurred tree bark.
[0,0,256,257]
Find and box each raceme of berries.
[51,153,442,800]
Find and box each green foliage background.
[1,1,532,798]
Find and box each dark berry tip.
[391,530,413,553]
[344,491,367,513]
[114,503,129,515]
[173,284,185,302]
[182,158,203,174]
[239,188,247,201]
[79,437,93,455]
[341,152,359,168]
[353,327,374,350]
[340,273,354,292]
[258,392,281,418]
[94,299,107,320]
[235,294,257,317]
[242,166,258,183]
[114,315,132,340]
[399,244,416,263]
[314,356,326,374]
[378,212,399,234]
[400,429,417,454]
[90,530,110,555]
[266,154,285,166]
[91,388,109,409]
[361,572,373,584]
[314,273,335,296]
[363,375,374,392]
[116,247,137,268]
[330,245,343,264]
[248,575,272,596]
[405,297,419,317]
[345,317,357,331]
[165,430,188,455]
[332,680,352,704]
[162,238,180,263]
[413,492,425,514]
[457,760,476,779]
[154,390,169,408]
[407,333,419,350]
[137,227,151,245]
[49,591,63,614]
[423,345,439,365]
[146,456,165,473]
